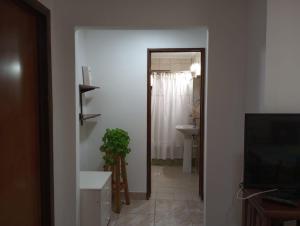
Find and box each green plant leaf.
[100,128,131,166]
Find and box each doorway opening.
[147,48,206,201]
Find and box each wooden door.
[0,0,52,226]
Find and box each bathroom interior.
[150,51,203,201]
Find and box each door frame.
[146,48,206,200]
[12,0,54,225]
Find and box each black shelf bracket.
[79,84,100,125]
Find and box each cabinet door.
[80,190,101,226]
[102,177,112,225]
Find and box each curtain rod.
[151,70,171,72]
[151,70,191,73]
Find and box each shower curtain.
[151,72,193,159]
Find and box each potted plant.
[100,128,131,166]
[100,128,131,213]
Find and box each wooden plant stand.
[104,156,130,213]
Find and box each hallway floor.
[109,165,203,226]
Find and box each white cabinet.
[80,171,112,226]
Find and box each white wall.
[37,0,300,225]
[38,0,79,225]
[75,30,89,163]
[244,4,300,226]
[48,0,248,225]
[245,0,267,113]
[264,0,300,112]
[76,28,208,193]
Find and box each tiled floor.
[109,165,203,226]
[151,165,200,201]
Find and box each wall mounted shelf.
[79,84,99,93]
[79,84,100,125]
[80,114,101,121]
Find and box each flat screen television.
[244,114,300,191]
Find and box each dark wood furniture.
[0,0,53,225]
[243,189,300,226]
[79,84,101,125]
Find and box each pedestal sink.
[176,125,199,173]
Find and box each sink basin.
[176,125,199,136]
[176,125,199,174]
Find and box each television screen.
[244,114,300,190]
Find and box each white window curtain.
[151,72,193,159]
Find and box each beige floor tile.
[155,200,190,218]
[190,213,204,225]
[150,165,204,225]
[108,212,119,226]
[154,187,175,193]
[151,166,202,200]
[175,186,191,192]
[191,192,202,201]
[121,200,155,215]
[187,200,203,212]
[174,192,194,201]
[172,200,190,215]
[155,192,174,200]
[108,219,117,226]
[155,212,193,226]
[149,193,157,200]
[108,220,117,226]
[155,199,174,213]
[109,166,204,226]
[116,213,154,226]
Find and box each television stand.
[243,189,300,226]
[263,190,300,207]
[263,195,298,208]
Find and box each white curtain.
[151,72,193,159]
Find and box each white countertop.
[80,171,112,190]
